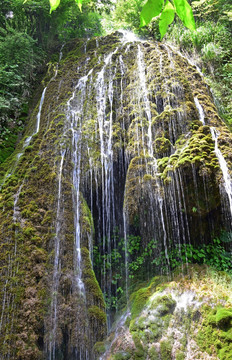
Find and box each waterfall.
[1,31,232,359]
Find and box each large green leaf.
[75,0,83,12]
[140,0,164,27]
[159,1,175,39]
[49,0,60,13]
[173,0,196,30]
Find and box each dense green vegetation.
[0,0,105,163]
[94,230,232,312]
[167,0,232,127]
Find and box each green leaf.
[159,1,175,39]
[173,0,196,30]
[140,0,164,27]
[49,0,60,13]
[75,0,83,12]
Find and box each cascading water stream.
[194,97,205,125]
[0,181,23,358]
[211,127,232,217]
[21,86,47,151]
[136,44,170,272]
[53,43,65,79]
[49,149,66,360]
[195,96,232,219]
[95,47,119,300]
[137,44,153,157]
[67,70,93,295]
[72,119,85,295]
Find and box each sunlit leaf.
[75,0,83,12]
[159,1,175,39]
[173,0,196,30]
[140,0,164,27]
[49,0,60,13]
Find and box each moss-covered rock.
[0,30,232,360]
[101,266,232,360]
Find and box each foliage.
[110,0,147,33]
[165,235,232,274]
[140,0,195,38]
[94,228,232,312]
[0,0,105,164]
[0,25,41,163]
[166,0,232,126]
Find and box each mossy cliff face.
[100,265,232,360]
[0,32,232,358]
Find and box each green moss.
[130,287,151,319]
[160,339,172,360]
[148,345,159,359]
[215,308,232,328]
[154,136,172,156]
[176,350,185,360]
[218,345,232,360]
[23,226,36,237]
[88,306,107,323]
[197,305,232,359]
[81,247,105,306]
[93,341,105,356]
[150,294,176,316]
[132,334,145,359]
[113,352,131,360]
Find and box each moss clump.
[81,247,105,307]
[215,308,232,328]
[130,287,151,319]
[132,334,145,359]
[176,350,185,360]
[160,339,172,359]
[154,136,172,157]
[93,341,105,356]
[150,294,176,316]
[148,345,159,359]
[197,305,232,359]
[88,305,107,323]
[113,352,131,360]
[130,277,161,320]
